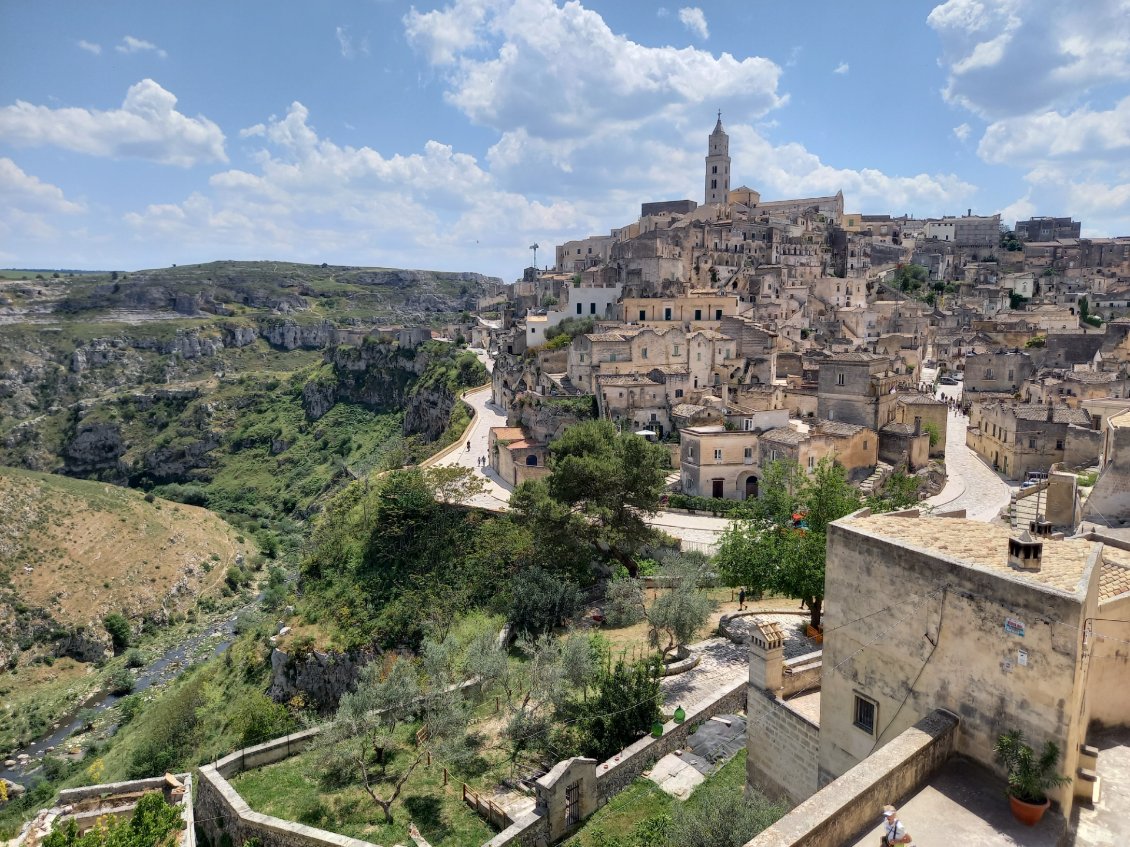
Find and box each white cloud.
[0,158,85,214]
[997,192,1035,226]
[928,0,1130,119]
[116,35,168,59]
[833,62,849,75]
[978,96,1130,164]
[0,80,227,167]
[953,122,971,141]
[77,40,101,55]
[678,7,709,40]
[656,7,669,18]
[335,25,368,59]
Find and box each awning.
[634,429,657,437]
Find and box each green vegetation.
[564,750,785,847]
[994,730,1070,805]
[1000,230,1024,252]
[921,422,941,449]
[664,493,750,516]
[542,316,596,350]
[43,791,183,847]
[103,613,131,652]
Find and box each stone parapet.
[744,709,959,847]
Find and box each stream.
[1,611,242,789]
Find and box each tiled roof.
[814,420,866,437]
[1099,549,1130,602]
[830,351,885,362]
[761,426,806,445]
[839,515,1093,594]
[898,393,946,406]
[596,374,660,387]
[672,403,710,417]
[881,422,917,435]
[1012,405,1093,425]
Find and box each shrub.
[507,567,582,635]
[125,649,145,669]
[225,566,249,590]
[107,668,134,695]
[603,577,644,628]
[232,692,296,746]
[103,613,131,652]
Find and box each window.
[1008,369,1014,381]
[1056,439,1064,450]
[577,303,582,315]
[744,446,753,462]
[673,344,681,356]
[1028,437,1036,449]
[985,368,994,379]
[639,309,646,321]
[590,302,596,315]
[641,347,648,359]
[715,309,723,320]
[863,440,868,450]
[808,455,815,469]
[675,389,683,398]
[836,373,845,386]
[712,165,718,174]
[744,418,753,431]
[694,309,703,321]
[711,179,717,189]
[853,694,877,735]
[714,448,723,461]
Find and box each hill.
[0,467,252,668]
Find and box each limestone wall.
[268,647,376,711]
[744,710,958,847]
[482,810,549,847]
[594,678,747,801]
[746,690,819,805]
[1088,595,1130,728]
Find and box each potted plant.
[993,729,1070,826]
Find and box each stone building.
[815,352,906,431]
[966,401,1098,479]
[704,113,730,206]
[488,426,549,488]
[678,410,790,499]
[758,419,878,482]
[963,349,1034,394]
[1083,406,1130,525]
[1015,216,1081,242]
[894,392,948,458]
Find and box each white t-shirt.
[884,819,914,846]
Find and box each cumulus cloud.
[116,35,167,59]
[0,158,85,214]
[77,40,101,55]
[978,96,1130,163]
[678,7,709,40]
[928,0,1130,119]
[953,123,971,142]
[0,79,227,167]
[833,62,849,75]
[335,25,368,59]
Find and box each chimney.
[748,619,785,693]
[914,415,922,436]
[1008,530,1043,572]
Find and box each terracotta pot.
[1008,794,1050,826]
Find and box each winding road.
[433,351,731,548]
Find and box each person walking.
[880,805,914,846]
[738,588,746,611]
[466,440,471,451]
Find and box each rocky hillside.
[0,467,251,668]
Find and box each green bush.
[107,668,134,696]
[125,649,145,669]
[508,567,583,635]
[103,613,131,652]
[665,493,750,517]
[43,790,183,847]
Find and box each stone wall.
[594,678,747,802]
[483,810,549,847]
[744,710,958,847]
[1088,594,1130,728]
[746,691,819,805]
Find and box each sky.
[2,0,1130,282]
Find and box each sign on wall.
[1004,617,1026,637]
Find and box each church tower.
[704,112,730,205]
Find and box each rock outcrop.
[268,646,377,711]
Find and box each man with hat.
[881,805,913,845]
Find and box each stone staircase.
[1009,481,1049,529]
[859,461,893,497]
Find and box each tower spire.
[705,113,730,205]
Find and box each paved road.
[435,350,732,546]
[922,377,1011,522]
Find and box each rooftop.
[490,426,526,441]
[839,514,1097,595]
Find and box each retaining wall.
[744,709,959,847]
[745,690,819,805]
[595,677,748,802]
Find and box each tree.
[645,557,715,662]
[865,471,921,513]
[716,458,861,628]
[667,782,786,847]
[570,656,661,760]
[603,574,645,627]
[103,613,131,653]
[513,420,668,574]
[507,566,582,636]
[312,658,425,823]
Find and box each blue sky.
[2,0,1129,281]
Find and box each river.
[1,612,241,789]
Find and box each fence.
[462,784,513,831]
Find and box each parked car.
[939,376,959,385]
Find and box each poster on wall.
[1004,617,1026,637]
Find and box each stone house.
[620,292,743,328]
[488,426,549,487]
[963,349,1034,394]
[966,401,1099,479]
[1022,369,1130,407]
[678,411,790,500]
[758,419,878,482]
[814,511,1130,819]
[894,392,948,457]
[815,352,907,431]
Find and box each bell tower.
[704,111,730,205]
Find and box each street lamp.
[529,243,539,269]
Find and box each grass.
[564,749,760,847]
[231,722,497,847]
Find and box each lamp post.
[529,243,539,269]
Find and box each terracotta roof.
[490,427,526,440]
[1099,548,1130,602]
[761,426,806,445]
[839,514,1095,594]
